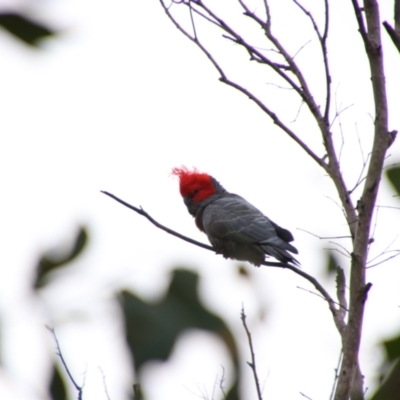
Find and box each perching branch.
[101,191,214,252]
[101,190,284,266]
[101,191,346,331]
[46,326,84,400]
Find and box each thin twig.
[328,241,351,256]
[293,0,332,122]
[375,205,400,210]
[367,250,400,268]
[297,286,348,311]
[265,82,294,90]
[297,228,351,240]
[241,306,263,400]
[218,76,325,167]
[355,123,366,164]
[291,100,305,123]
[46,326,83,400]
[367,234,399,263]
[263,260,346,333]
[188,0,197,39]
[98,367,111,400]
[348,153,371,195]
[292,40,312,59]
[329,350,343,400]
[219,366,227,399]
[324,247,351,259]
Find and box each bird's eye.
[193,188,199,194]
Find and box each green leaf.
[371,359,400,400]
[325,252,339,276]
[0,12,56,47]
[387,166,400,196]
[371,333,400,400]
[120,268,240,400]
[384,334,400,362]
[49,363,68,400]
[34,226,88,289]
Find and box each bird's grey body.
[194,192,299,266]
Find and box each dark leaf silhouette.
[34,226,88,289]
[372,334,400,400]
[49,363,68,400]
[325,252,340,276]
[387,166,400,195]
[0,12,56,47]
[120,268,240,400]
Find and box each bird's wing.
[202,194,296,252]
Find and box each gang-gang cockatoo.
[172,167,299,266]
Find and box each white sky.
[1,0,400,399]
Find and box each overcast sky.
[1,0,400,399]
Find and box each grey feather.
[201,193,299,266]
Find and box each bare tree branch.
[383,0,400,54]
[241,306,263,400]
[98,367,111,400]
[334,1,390,399]
[159,0,327,167]
[166,0,359,242]
[297,228,351,240]
[46,326,84,400]
[383,21,400,53]
[262,0,358,239]
[152,2,397,399]
[330,351,343,400]
[293,0,332,122]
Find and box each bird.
[172,167,299,267]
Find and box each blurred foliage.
[120,269,240,400]
[0,12,56,47]
[133,383,143,400]
[371,165,400,399]
[371,334,400,400]
[386,166,400,195]
[33,226,88,289]
[325,252,340,277]
[236,263,250,278]
[49,363,68,400]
